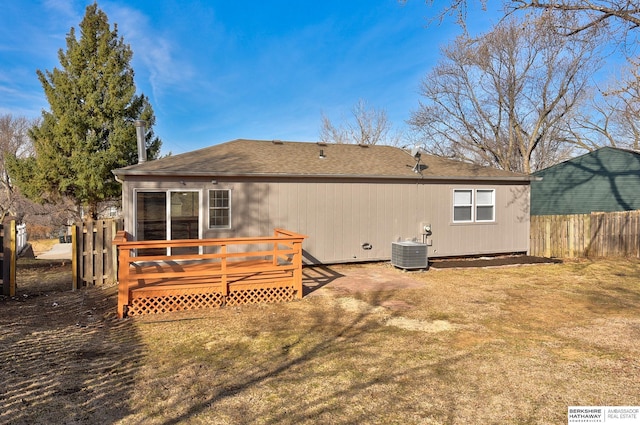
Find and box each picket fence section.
[73,219,123,289]
[530,210,640,258]
[16,223,27,254]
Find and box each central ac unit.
[391,241,428,270]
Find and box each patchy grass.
[1,259,639,424]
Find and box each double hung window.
[453,189,495,223]
[209,189,231,229]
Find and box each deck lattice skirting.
[113,229,307,318]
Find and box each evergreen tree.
[8,2,161,219]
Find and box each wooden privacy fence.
[530,210,640,258]
[113,228,307,318]
[73,219,123,289]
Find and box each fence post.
[2,219,16,297]
[111,219,118,284]
[544,218,551,258]
[72,224,78,291]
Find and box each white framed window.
[475,189,495,222]
[453,189,473,222]
[209,189,231,229]
[453,189,495,223]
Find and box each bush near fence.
[530,210,640,258]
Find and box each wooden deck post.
[220,244,228,296]
[113,231,131,319]
[293,239,303,299]
[273,230,279,266]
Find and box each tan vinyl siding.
[116,141,534,264]
[121,177,529,263]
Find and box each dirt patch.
[0,261,144,425]
[385,316,455,333]
[304,262,427,296]
[429,254,562,269]
[330,295,456,333]
[380,299,413,311]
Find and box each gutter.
[112,169,537,182]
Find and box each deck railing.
[113,228,307,318]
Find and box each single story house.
[113,139,533,264]
[531,147,640,216]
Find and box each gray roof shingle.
[114,139,531,181]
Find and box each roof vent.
[319,149,326,159]
[272,140,284,145]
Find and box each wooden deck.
[113,229,307,318]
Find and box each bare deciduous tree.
[1,115,78,233]
[0,114,35,219]
[417,0,489,28]
[570,61,640,151]
[510,0,640,37]
[320,99,401,145]
[409,14,600,173]
[419,0,640,37]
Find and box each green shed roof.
[531,147,640,215]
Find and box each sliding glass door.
[136,192,166,255]
[136,190,201,255]
[170,191,199,254]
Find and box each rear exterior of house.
[113,140,533,264]
[531,147,640,216]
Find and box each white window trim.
[453,188,474,223]
[452,188,496,224]
[208,188,232,229]
[475,189,495,222]
[168,189,203,240]
[134,188,162,241]
[133,188,204,254]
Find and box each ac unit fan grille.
[391,242,428,269]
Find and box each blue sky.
[0,1,498,154]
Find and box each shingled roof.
[114,139,531,181]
